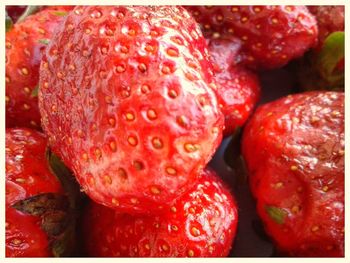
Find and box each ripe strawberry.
[6,6,27,22]
[297,6,344,91]
[38,6,224,214]
[6,128,78,257]
[208,38,260,136]
[242,91,344,256]
[6,6,73,129]
[83,168,238,257]
[186,6,318,70]
[308,6,344,49]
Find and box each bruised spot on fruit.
[166,167,177,176]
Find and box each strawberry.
[242,91,344,257]
[6,6,27,22]
[83,168,238,257]
[6,128,79,257]
[38,6,224,214]
[297,6,344,91]
[5,6,73,129]
[208,38,260,136]
[186,6,318,70]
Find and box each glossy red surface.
[6,128,63,257]
[83,168,238,257]
[242,91,344,256]
[39,6,224,214]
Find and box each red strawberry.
[297,6,344,91]
[208,38,260,136]
[38,6,224,214]
[5,6,73,129]
[308,6,344,49]
[6,128,77,257]
[242,91,344,257]
[6,6,27,22]
[83,168,238,257]
[186,6,318,70]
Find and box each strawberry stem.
[16,6,41,23]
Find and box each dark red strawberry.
[186,6,318,70]
[297,6,344,91]
[38,6,224,214]
[208,38,260,136]
[6,6,73,129]
[6,128,78,257]
[83,168,238,257]
[6,6,27,22]
[242,91,344,257]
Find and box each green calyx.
[316,31,344,88]
[6,11,13,32]
[17,6,41,23]
[265,205,288,225]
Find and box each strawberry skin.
[208,38,260,136]
[242,91,344,256]
[308,6,344,49]
[186,6,318,69]
[6,6,73,129]
[39,6,224,214]
[6,128,64,257]
[83,168,238,257]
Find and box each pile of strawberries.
[5,5,344,257]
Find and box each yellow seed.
[147,109,157,120]
[6,76,10,83]
[161,244,169,251]
[168,89,178,98]
[162,66,171,74]
[109,141,117,152]
[104,176,112,184]
[108,118,116,127]
[130,198,138,204]
[15,178,26,183]
[11,239,22,245]
[141,84,150,93]
[144,244,150,250]
[338,150,344,156]
[311,225,319,232]
[191,227,200,237]
[167,48,179,57]
[82,153,89,161]
[5,96,10,103]
[187,249,194,257]
[184,143,199,153]
[21,67,29,75]
[23,87,31,94]
[128,136,138,146]
[138,63,147,73]
[171,225,178,231]
[272,18,278,24]
[254,7,262,13]
[177,115,188,127]
[274,182,284,188]
[116,65,126,73]
[125,112,135,121]
[112,198,120,206]
[152,138,163,149]
[95,148,102,158]
[291,205,300,213]
[166,167,177,175]
[290,165,298,171]
[231,7,239,12]
[150,186,161,195]
[170,206,177,213]
[133,161,143,170]
[241,17,248,23]
[322,186,329,192]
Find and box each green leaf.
[265,206,288,225]
[52,11,68,17]
[6,11,13,32]
[17,6,41,23]
[317,31,344,84]
[31,85,39,97]
[11,193,69,216]
[38,38,50,45]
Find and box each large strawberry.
[186,6,318,70]
[242,91,344,257]
[208,38,260,136]
[83,168,238,257]
[6,6,73,129]
[6,128,79,257]
[297,6,344,91]
[38,6,224,214]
